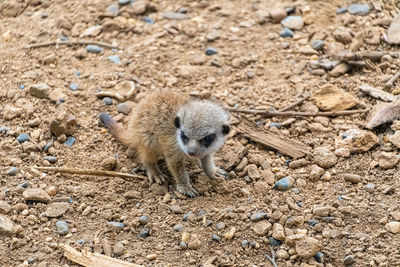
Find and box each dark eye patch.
[199,134,216,147]
[180,132,189,144]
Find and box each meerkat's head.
[174,100,230,159]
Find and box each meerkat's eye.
[180,132,189,144]
[199,134,216,147]
[174,117,181,128]
[222,125,230,135]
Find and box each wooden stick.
[26,40,119,49]
[279,92,311,112]
[385,69,400,89]
[359,85,396,102]
[61,244,144,267]
[34,166,145,180]
[265,247,278,267]
[339,51,400,62]
[227,107,369,117]
[237,117,310,158]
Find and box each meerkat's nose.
[188,150,198,157]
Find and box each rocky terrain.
[1,0,400,266]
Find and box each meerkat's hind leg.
[145,162,167,185]
[165,155,198,197]
[137,147,166,185]
[201,155,227,179]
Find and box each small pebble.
[198,210,206,217]
[273,176,294,191]
[144,17,155,24]
[280,28,293,38]
[269,122,281,128]
[56,221,69,235]
[6,167,18,176]
[365,183,375,193]
[281,16,304,30]
[107,4,119,16]
[343,173,361,184]
[314,252,324,263]
[44,142,53,152]
[344,255,355,265]
[86,45,104,54]
[27,257,35,264]
[117,102,132,115]
[138,215,149,225]
[19,85,25,89]
[250,212,268,222]
[348,4,370,16]
[180,241,188,249]
[269,237,282,246]
[308,220,319,226]
[108,55,120,64]
[171,205,184,214]
[0,126,9,133]
[64,137,76,147]
[107,221,125,231]
[118,0,131,5]
[43,156,57,163]
[216,222,225,230]
[174,224,183,232]
[241,240,249,248]
[77,239,85,245]
[250,241,259,248]
[336,7,347,14]
[103,97,113,105]
[69,83,79,91]
[113,242,124,256]
[139,228,150,238]
[17,133,30,143]
[311,40,324,50]
[205,47,218,56]
[212,233,221,241]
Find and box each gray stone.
[44,202,69,218]
[56,221,69,235]
[273,176,294,191]
[0,215,13,236]
[29,83,50,99]
[22,188,51,203]
[281,16,304,30]
[162,11,188,20]
[348,4,370,16]
[0,201,11,214]
[344,255,355,265]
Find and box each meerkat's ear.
[174,116,181,128]
[222,124,230,135]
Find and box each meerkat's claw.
[147,167,167,184]
[177,184,198,198]
[216,168,228,177]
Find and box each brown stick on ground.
[227,107,369,117]
[61,244,144,267]
[237,117,310,158]
[34,166,145,180]
[385,69,400,89]
[279,92,311,112]
[26,40,119,49]
[339,51,400,62]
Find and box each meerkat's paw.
[208,168,228,179]
[147,168,167,185]
[177,183,198,198]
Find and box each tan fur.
[102,89,229,197]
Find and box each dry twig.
[34,166,145,180]
[62,244,144,267]
[265,247,278,267]
[279,92,311,112]
[385,69,400,89]
[359,85,396,102]
[26,40,119,49]
[227,107,369,117]
[339,51,400,62]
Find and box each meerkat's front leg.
[165,154,198,197]
[200,154,227,179]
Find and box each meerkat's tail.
[99,112,131,145]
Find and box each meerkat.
[99,89,230,197]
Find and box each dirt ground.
[1,0,400,266]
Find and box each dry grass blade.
[26,40,119,49]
